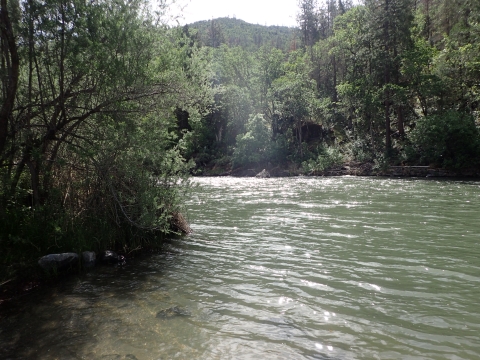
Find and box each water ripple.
[2,177,480,359]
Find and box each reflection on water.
[1,177,480,359]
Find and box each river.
[1,177,480,359]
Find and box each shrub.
[409,110,480,168]
[302,146,344,174]
[345,138,374,163]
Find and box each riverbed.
[1,177,480,359]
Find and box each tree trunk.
[0,0,19,156]
[26,160,41,207]
[333,54,338,104]
[397,105,405,138]
[298,118,303,158]
[383,0,391,154]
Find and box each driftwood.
[0,278,15,287]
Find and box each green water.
[1,177,480,359]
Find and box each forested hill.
[188,17,297,51]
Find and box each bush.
[345,138,374,163]
[302,146,344,174]
[372,152,390,172]
[408,110,480,168]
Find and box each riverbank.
[0,214,191,307]
[0,227,193,310]
[196,162,480,178]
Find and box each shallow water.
[1,177,480,359]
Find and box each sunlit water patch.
[1,177,480,359]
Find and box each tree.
[2,0,163,206]
[207,19,225,48]
[364,0,414,153]
[297,0,319,48]
[233,114,273,166]
[254,46,285,112]
[0,0,213,260]
[269,51,319,158]
[333,5,381,150]
[409,110,480,168]
[0,0,19,156]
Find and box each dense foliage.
[184,0,480,174]
[0,0,212,277]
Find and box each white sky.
[172,0,299,27]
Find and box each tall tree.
[297,0,319,48]
[207,19,225,48]
[364,0,414,152]
[0,0,19,156]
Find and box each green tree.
[254,46,285,112]
[409,110,480,168]
[364,0,415,153]
[332,5,381,151]
[0,0,213,268]
[233,114,273,166]
[207,19,225,48]
[297,0,320,48]
[268,51,319,159]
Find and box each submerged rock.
[255,169,270,178]
[38,253,79,271]
[100,250,125,265]
[156,306,191,319]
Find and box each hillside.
[188,17,298,51]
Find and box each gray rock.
[156,306,191,319]
[82,251,96,267]
[38,253,79,271]
[255,169,270,178]
[100,250,125,265]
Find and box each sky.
[172,0,299,27]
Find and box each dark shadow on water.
[0,239,187,360]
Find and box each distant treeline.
[188,17,297,51]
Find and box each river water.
[1,177,480,359]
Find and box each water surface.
[1,177,480,359]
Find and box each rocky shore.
[0,214,192,307]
